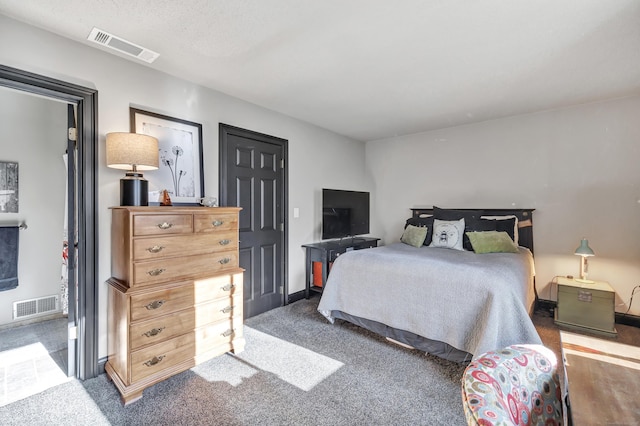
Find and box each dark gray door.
[219,124,287,318]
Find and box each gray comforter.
[318,242,541,359]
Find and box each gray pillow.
[400,224,428,248]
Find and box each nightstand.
[554,276,617,336]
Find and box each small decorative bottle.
[160,189,172,206]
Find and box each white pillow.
[429,218,465,251]
[480,215,519,245]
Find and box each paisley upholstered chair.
[461,344,563,426]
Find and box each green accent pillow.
[466,231,519,254]
[401,224,428,248]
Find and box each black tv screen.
[322,189,370,240]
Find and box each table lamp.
[106,132,159,206]
[574,238,595,283]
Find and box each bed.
[317,207,541,363]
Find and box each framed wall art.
[0,161,18,213]
[130,108,204,205]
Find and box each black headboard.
[410,208,535,254]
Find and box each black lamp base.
[120,172,148,206]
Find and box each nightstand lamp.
[106,132,159,206]
[574,238,595,283]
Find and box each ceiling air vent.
[87,27,159,63]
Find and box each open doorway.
[0,86,71,405]
[0,65,99,395]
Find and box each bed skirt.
[331,310,473,363]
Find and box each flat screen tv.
[322,188,370,240]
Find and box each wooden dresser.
[105,206,244,404]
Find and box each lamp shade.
[574,238,595,257]
[106,132,159,171]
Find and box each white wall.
[0,15,370,358]
[366,96,640,315]
[0,87,67,324]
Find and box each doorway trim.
[0,64,99,380]
[219,123,289,312]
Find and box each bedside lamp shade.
[106,132,159,206]
[574,238,595,283]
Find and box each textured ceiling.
[1,0,640,141]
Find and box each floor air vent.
[13,295,60,320]
[87,27,159,63]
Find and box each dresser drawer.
[130,318,242,383]
[130,307,197,350]
[130,332,196,383]
[191,318,243,356]
[130,296,242,350]
[194,213,239,233]
[132,231,238,261]
[130,275,240,322]
[133,251,239,287]
[133,214,193,236]
[199,274,243,301]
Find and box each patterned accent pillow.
[429,218,464,251]
[400,224,428,248]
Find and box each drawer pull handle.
[221,329,235,338]
[219,239,231,246]
[148,268,166,276]
[219,258,231,265]
[157,222,173,230]
[221,305,234,314]
[147,245,165,253]
[222,284,235,292]
[142,327,165,338]
[212,220,224,227]
[143,355,166,367]
[144,300,165,310]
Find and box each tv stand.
[302,237,380,298]
[337,236,367,245]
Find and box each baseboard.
[287,290,307,304]
[615,312,640,328]
[0,312,66,331]
[98,356,107,375]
